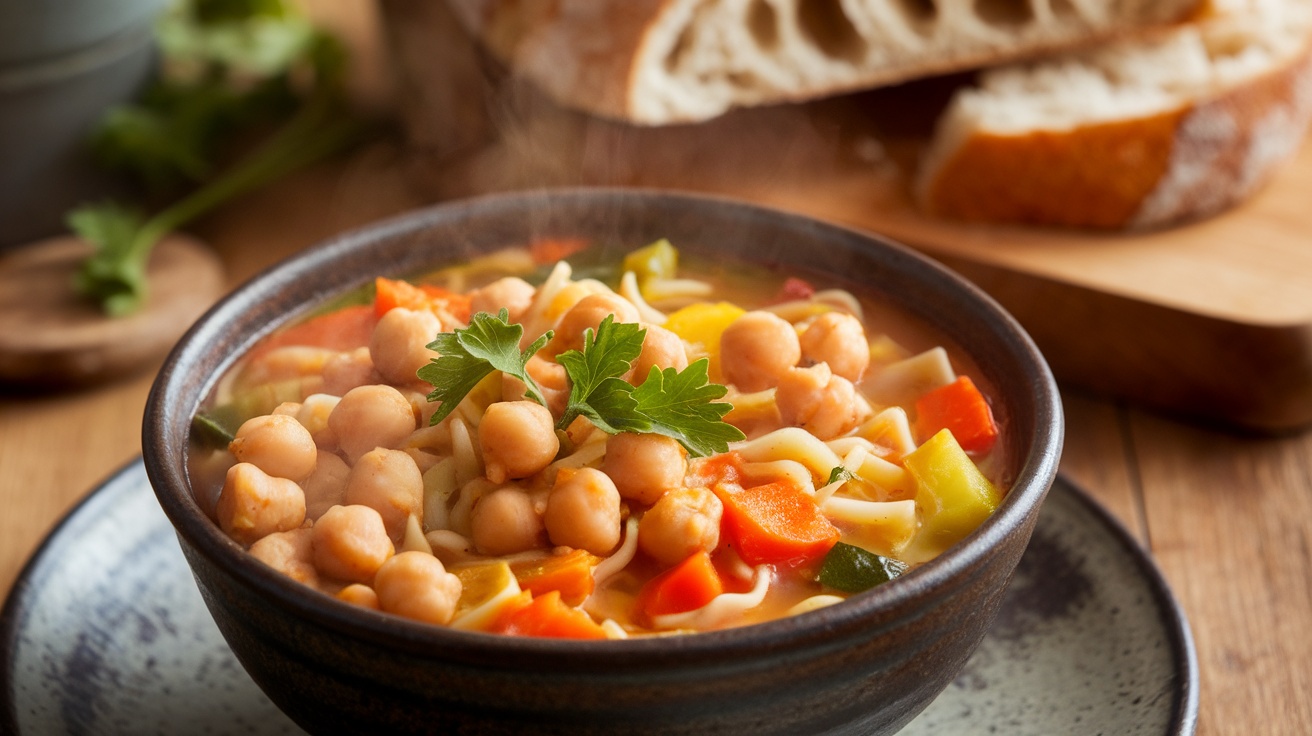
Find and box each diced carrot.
[375,277,474,323]
[715,481,841,567]
[510,549,601,607]
[637,550,724,619]
[529,237,589,265]
[245,304,377,362]
[491,590,609,640]
[914,376,999,455]
[421,284,473,323]
[374,276,430,318]
[686,451,742,491]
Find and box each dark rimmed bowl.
[143,188,1063,735]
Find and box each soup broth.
[189,240,1009,638]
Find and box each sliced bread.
[447,0,1202,125]
[916,0,1312,229]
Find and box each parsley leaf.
[419,310,551,425]
[555,316,648,433]
[555,316,745,456]
[826,466,855,485]
[71,0,359,316]
[419,309,746,457]
[630,359,744,457]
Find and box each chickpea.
[344,448,424,541]
[337,583,380,610]
[312,504,396,583]
[601,432,687,506]
[800,312,870,382]
[374,551,462,625]
[303,450,350,520]
[215,462,307,547]
[329,384,417,463]
[638,487,723,567]
[544,468,622,555]
[502,355,569,417]
[322,347,377,397]
[550,293,640,354]
[469,276,536,322]
[479,401,560,484]
[775,363,864,440]
[249,527,318,586]
[469,487,546,555]
[719,311,801,392]
[370,307,441,386]
[228,414,317,483]
[628,323,688,385]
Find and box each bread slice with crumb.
[916,0,1312,229]
[447,0,1202,125]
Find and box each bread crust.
[446,0,1203,125]
[920,38,1312,229]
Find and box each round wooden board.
[0,234,225,389]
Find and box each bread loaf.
[916,0,1312,229]
[448,0,1202,125]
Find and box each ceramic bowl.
[143,189,1063,735]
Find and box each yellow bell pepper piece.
[903,429,1000,555]
[622,239,679,285]
[663,301,745,383]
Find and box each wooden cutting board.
[379,0,1312,433]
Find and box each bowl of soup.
[143,188,1062,735]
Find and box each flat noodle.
[650,565,773,631]
[424,529,476,565]
[733,427,843,482]
[592,516,640,587]
[739,459,816,496]
[422,457,458,532]
[519,261,573,340]
[449,575,523,631]
[449,417,482,486]
[619,270,668,324]
[786,595,845,616]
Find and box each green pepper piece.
[817,542,908,593]
[191,412,237,449]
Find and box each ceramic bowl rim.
[143,187,1064,670]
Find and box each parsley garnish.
[419,311,745,457]
[826,466,855,485]
[418,309,552,425]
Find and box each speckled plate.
[1,460,1197,735]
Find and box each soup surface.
[190,240,1008,638]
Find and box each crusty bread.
[916,0,1312,229]
[447,0,1203,125]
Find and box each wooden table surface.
[3,140,1311,735]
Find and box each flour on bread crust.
[916,0,1312,229]
[448,0,1202,125]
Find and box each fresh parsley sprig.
[69,0,361,316]
[418,311,746,457]
[418,310,553,425]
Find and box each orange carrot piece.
[686,451,743,491]
[491,590,609,640]
[637,551,724,618]
[529,237,589,265]
[420,284,473,323]
[715,481,840,567]
[510,549,601,607]
[374,277,430,318]
[245,304,377,362]
[914,376,999,455]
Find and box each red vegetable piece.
[914,376,999,455]
[715,481,841,567]
[637,551,724,619]
[492,590,608,640]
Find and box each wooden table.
[3,143,1310,735]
